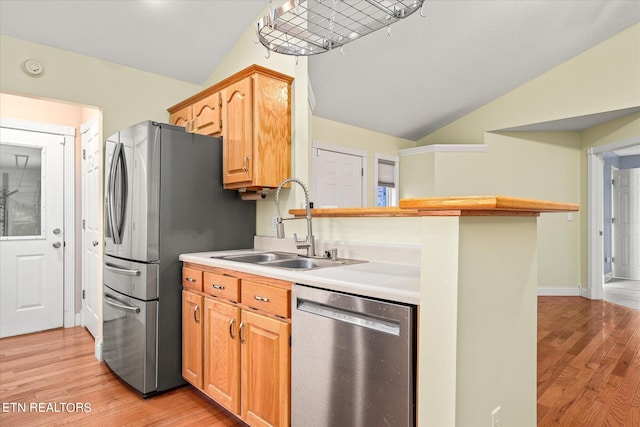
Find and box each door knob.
[53,228,61,235]
[52,242,62,248]
[92,240,99,247]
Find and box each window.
[375,153,399,207]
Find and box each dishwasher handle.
[297,298,401,336]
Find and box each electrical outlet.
[271,215,278,231]
[491,406,502,427]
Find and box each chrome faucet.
[274,178,316,257]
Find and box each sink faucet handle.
[293,233,310,249]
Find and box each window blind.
[377,159,396,188]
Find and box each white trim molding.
[586,135,640,301]
[537,287,582,297]
[399,144,488,156]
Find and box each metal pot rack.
[257,0,425,56]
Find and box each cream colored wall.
[0,35,200,138]
[399,151,435,198]
[410,24,639,291]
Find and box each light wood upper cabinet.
[221,72,292,190]
[182,290,204,388]
[222,77,253,185]
[168,65,293,191]
[170,92,221,136]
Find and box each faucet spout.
[274,178,315,257]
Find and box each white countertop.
[179,249,420,305]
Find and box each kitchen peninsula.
[181,196,578,427]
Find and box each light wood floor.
[1,297,638,426]
[538,297,640,426]
[0,327,246,426]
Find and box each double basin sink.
[213,251,366,271]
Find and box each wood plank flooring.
[0,297,638,426]
[0,327,245,426]
[537,297,640,426]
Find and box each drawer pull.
[213,284,225,290]
[194,305,200,324]
[185,277,197,283]
[254,295,270,303]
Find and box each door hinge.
[220,120,223,129]
[82,290,86,299]
[289,335,292,347]
[612,257,615,263]
[361,168,364,177]
[612,179,615,185]
[82,149,86,160]
[82,219,86,229]
[612,218,615,224]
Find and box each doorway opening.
[0,92,102,337]
[587,136,640,310]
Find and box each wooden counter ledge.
[289,195,579,218]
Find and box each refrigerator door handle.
[105,262,142,276]
[104,293,141,313]
[108,142,128,245]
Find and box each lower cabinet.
[182,266,291,427]
[203,297,240,413]
[241,309,291,427]
[182,291,203,387]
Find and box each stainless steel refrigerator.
[102,120,255,397]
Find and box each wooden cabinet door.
[182,291,203,388]
[241,310,290,427]
[193,92,222,135]
[222,77,253,186]
[203,297,241,414]
[170,105,192,130]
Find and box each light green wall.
[0,35,200,138]
[409,23,640,291]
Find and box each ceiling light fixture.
[257,0,425,56]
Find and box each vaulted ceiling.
[1,0,639,141]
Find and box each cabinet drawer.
[204,272,240,302]
[241,280,290,318]
[182,267,203,292]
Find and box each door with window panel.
[0,128,65,338]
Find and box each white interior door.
[314,148,363,208]
[612,168,640,280]
[0,128,65,338]
[81,118,101,338]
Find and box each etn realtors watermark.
[2,402,92,413]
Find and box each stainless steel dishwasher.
[292,284,417,427]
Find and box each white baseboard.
[95,338,103,362]
[537,287,582,296]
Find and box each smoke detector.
[22,59,44,78]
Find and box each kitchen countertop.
[179,249,420,305]
[290,195,579,217]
